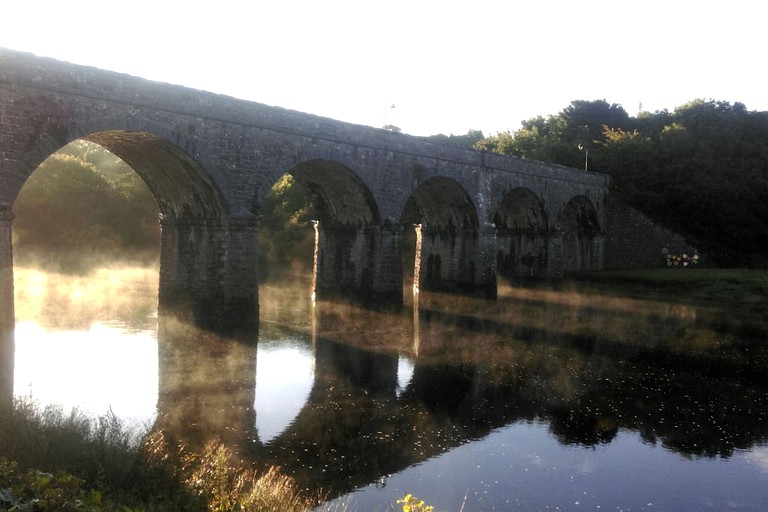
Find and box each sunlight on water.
[750,446,768,474]
[13,266,160,427]
[14,320,159,426]
[396,355,414,396]
[254,336,315,443]
[12,266,322,443]
[14,266,159,331]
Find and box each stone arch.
[558,195,602,273]
[7,127,255,334]
[400,176,480,294]
[2,113,233,220]
[259,158,382,301]
[71,128,249,330]
[401,176,478,231]
[81,131,230,220]
[283,159,380,226]
[494,187,549,279]
[252,147,380,212]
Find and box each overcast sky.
[2,0,765,136]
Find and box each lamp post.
[578,143,589,171]
[578,124,591,171]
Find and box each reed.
[1,398,319,511]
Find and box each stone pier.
[0,209,13,407]
[158,216,260,334]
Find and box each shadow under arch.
[558,195,602,273]
[256,158,387,303]
[287,158,380,226]
[401,176,491,296]
[81,130,229,220]
[494,187,549,279]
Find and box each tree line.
[467,99,768,266]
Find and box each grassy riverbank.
[562,268,768,342]
[0,399,317,511]
[566,268,768,308]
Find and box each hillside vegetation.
[12,140,160,272]
[475,99,768,266]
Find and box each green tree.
[476,100,630,170]
[477,99,768,265]
[258,174,316,281]
[13,142,160,272]
[427,129,485,149]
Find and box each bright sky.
[2,1,765,137]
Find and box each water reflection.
[14,266,158,331]
[340,424,768,511]
[154,313,258,450]
[13,267,160,425]
[255,333,314,443]
[14,321,158,425]
[12,268,768,510]
[252,291,768,510]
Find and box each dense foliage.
[426,129,485,148]
[476,99,768,266]
[257,174,316,281]
[13,141,160,272]
[0,399,199,511]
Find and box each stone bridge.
[0,47,611,306]
[0,48,616,397]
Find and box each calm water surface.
[12,268,768,511]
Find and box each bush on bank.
[0,398,316,511]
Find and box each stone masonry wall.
[604,193,698,269]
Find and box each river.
[12,266,768,511]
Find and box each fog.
[14,266,159,331]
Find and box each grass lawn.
[568,268,768,308]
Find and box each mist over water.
[11,264,768,511]
[13,266,160,427]
[12,266,319,441]
[14,321,159,424]
[14,265,159,331]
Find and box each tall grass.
[0,398,318,511]
[142,430,319,512]
[1,397,198,510]
[1,399,139,488]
